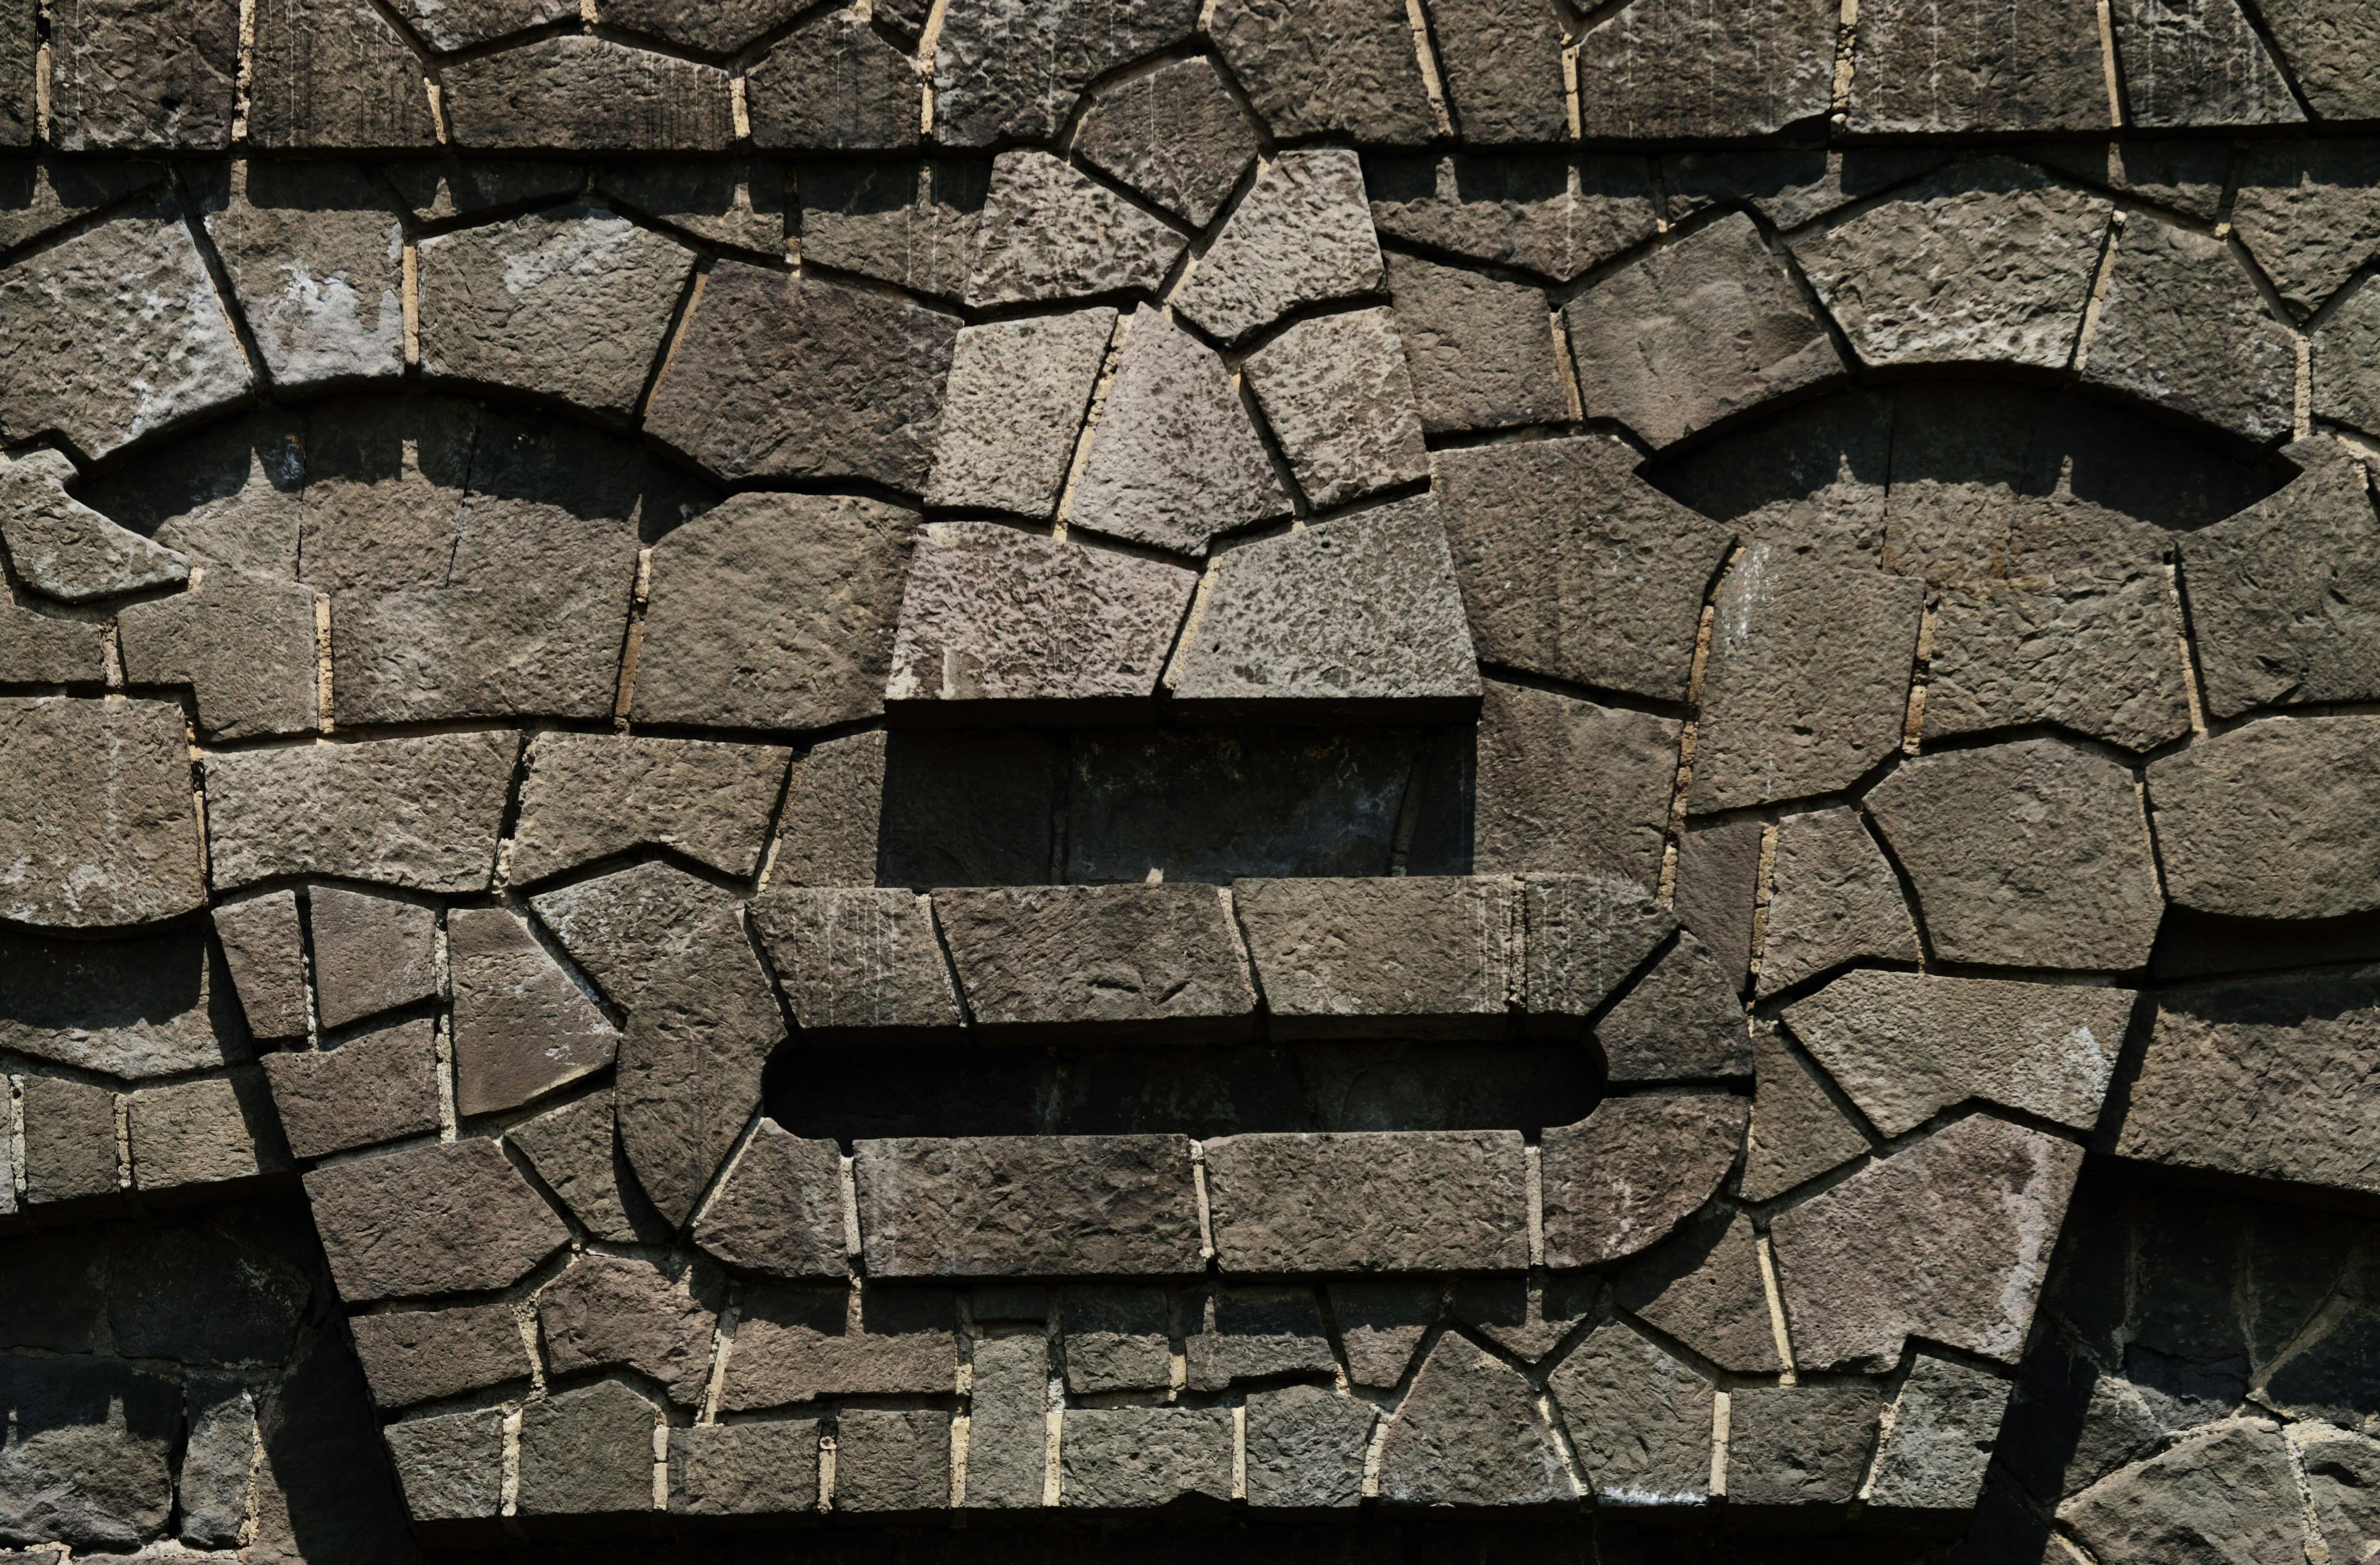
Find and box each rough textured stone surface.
[1327,1281,1435,1387]
[309,885,437,1032]
[537,1253,716,1406]
[1204,1130,1527,1273]
[1674,819,1762,990]
[203,731,517,894]
[383,1406,503,1524]
[1074,58,1256,227]
[965,151,1184,309]
[1210,0,1435,144]
[1475,681,1680,885]
[648,262,957,491]
[1924,568,2193,754]
[751,887,962,1040]
[47,0,236,148]
[1660,146,1954,229]
[2111,0,2302,128]
[449,906,618,1119]
[1243,1385,1372,1508]
[246,0,436,148]
[1597,933,1753,1081]
[117,568,317,740]
[129,1073,283,1189]
[722,1284,956,1410]
[1742,1023,1871,1202]
[1542,1095,1749,1267]
[963,1330,1047,1510]
[304,1138,567,1301]
[1616,1209,1781,1374]
[834,1408,949,1512]
[1070,306,1287,555]
[2231,143,2380,318]
[2082,216,2296,444]
[2058,1420,2306,1564]
[770,730,886,889]
[1387,253,1565,434]
[530,863,741,1020]
[1867,1355,2012,1512]
[796,159,985,300]
[934,883,1254,1042]
[886,522,1196,721]
[1784,970,2134,1137]
[1727,1384,1883,1507]
[689,1120,846,1281]
[0,697,201,930]
[744,11,919,151]
[2258,0,2380,119]
[212,890,308,1043]
[1549,1321,1713,1506]
[1232,876,1514,1040]
[1376,1332,1570,1506]
[0,1356,177,1549]
[515,1380,659,1517]
[1425,0,1563,144]
[1578,0,1832,139]
[0,927,228,1079]
[442,37,732,150]
[20,1074,119,1204]
[259,1019,438,1159]
[195,162,405,383]
[506,1090,671,1245]
[0,449,188,603]
[1167,498,1479,720]
[1794,164,2111,371]
[595,159,788,253]
[1175,151,1383,348]
[1849,0,2109,133]
[930,0,1199,147]
[925,310,1114,519]
[1773,1114,2084,1369]
[1523,873,1678,1022]
[1185,1286,1335,1390]
[177,1374,253,1547]
[349,1303,531,1411]
[2316,282,2380,439]
[1367,154,1662,283]
[510,734,789,884]
[668,1420,819,1516]
[856,1135,1202,1278]
[1065,1284,1171,1395]
[0,585,102,684]
[1568,213,1841,450]
[2146,715,2380,920]
[1061,1406,1232,1508]
[1242,308,1429,510]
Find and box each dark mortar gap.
[2149,904,2380,983]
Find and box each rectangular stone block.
[750,886,964,1041]
[854,1135,1204,1278]
[1059,1407,1232,1508]
[384,1406,505,1524]
[127,1072,286,1190]
[722,1284,958,1411]
[963,1330,1050,1510]
[1232,876,1520,1040]
[0,926,233,1080]
[669,1420,820,1515]
[933,884,1258,1044]
[20,1074,118,1204]
[833,1408,949,1512]
[349,1302,534,1411]
[1202,1131,1528,1273]
[258,1019,439,1159]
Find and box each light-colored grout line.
[2295,334,2314,440]
[1830,0,1859,117]
[500,1406,524,1517]
[950,1410,970,1507]
[1042,1407,1063,1507]
[1709,1390,1731,1498]
[2073,210,2124,374]
[729,75,751,141]
[401,243,421,367]
[232,0,256,143]
[818,1428,837,1513]
[650,1416,668,1511]
[2166,561,2208,737]
[1550,307,1583,421]
[2097,0,2124,127]
[424,78,448,144]
[314,595,335,733]
[1404,0,1455,139]
[1756,1234,1799,1386]
[1524,1143,1545,1267]
[1231,1404,1247,1500]
[113,1090,131,1191]
[1562,42,1581,140]
[840,1153,863,1260]
[1190,1141,1216,1262]
[1901,601,1935,755]
[1748,819,1779,982]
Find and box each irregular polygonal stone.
[0,584,101,683]
[2149,716,2380,920]
[0,1357,176,1550]
[1387,253,1565,434]
[2302,1430,2380,1565]
[745,11,919,151]
[1366,154,1662,284]
[1726,1384,1882,1507]
[0,927,227,1079]
[197,161,406,386]
[2113,966,2380,1199]
[246,0,435,147]
[2316,281,2380,438]
[442,36,733,150]
[962,1330,1047,1509]
[509,734,789,885]
[1425,0,1563,144]
[1741,1024,1871,1203]
[1867,1355,2013,1512]
[770,730,886,888]
[2082,216,2295,444]
[20,1074,119,1204]
[1773,1114,2083,1369]
[288,395,468,593]
[1210,0,1435,144]
[204,730,517,894]
[1232,876,1514,1040]
[1241,308,1429,509]
[259,1019,439,1159]
[1672,819,1761,992]
[722,1285,957,1409]
[1476,680,1680,885]
[1569,213,1841,450]
[2185,441,2380,718]
[2255,0,2380,119]
[382,0,565,49]
[1376,1332,1569,1506]
[308,885,437,1032]
[691,1121,846,1282]
[1849,0,2109,133]
[1924,569,2193,754]
[1597,933,1753,1081]
[383,1406,504,1525]
[117,569,316,740]
[796,159,986,301]
[1690,543,1924,811]
[46,0,235,148]
[128,1074,282,1189]
[1069,306,1287,555]
[834,1408,949,1513]
[0,203,249,459]
[2058,1420,2306,1565]
[1660,146,1954,230]
[934,883,1255,1043]
[616,911,784,1229]
[0,159,169,253]
[506,1091,672,1245]
[1576,0,1834,138]
[1784,970,2134,1137]
[1615,1210,1779,1374]
[1074,58,1256,227]
[925,310,1115,518]
[884,522,1196,721]
[965,151,1184,309]
[750,887,962,1041]
[531,862,741,1020]
[0,0,26,146]
[1793,164,2113,370]
[1175,151,1383,348]
[1185,1286,1335,1390]
[855,1135,1204,1278]
[1165,497,1480,720]
[2231,143,2380,317]
[930,0,1199,145]
[0,697,201,930]
[212,890,308,1042]
[1327,1282,1435,1387]
[596,159,788,254]
[1244,1385,1373,1508]
[1542,1095,1748,1267]
[668,1420,819,1517]
[2110,0,2301,127]
[177,1374,254,1548]
[0,450,188,603]
[1549,1321,1713,1507]
[649,262,958,489]
[537,1253,717,1406]
[515,1380,658,1518]
[448,906,618,1118]
[1204,1130,1526,1273]
[304,1138,568,1302]
[1061,1407,1232,1508]
[1522,872,1676,1027]
[1436,436,1730,705]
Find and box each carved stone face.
[4,9,2380,1548]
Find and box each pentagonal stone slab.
[515,1380,660,1518]
[1549,1321,1713,1506]
[767,730,886,889]
[1244,1385,1373,1508]
[203,730,519,894]
[1241,308,1429,510]
[924,309,1114,519]
[2058,1422,2306,1565]
[506,1091,673,1245]
[2231,142,2380,318]
[259,1018,440,1160]
[596,159,789,253]
[1209,0,1436,144]
[1174,149,1383,349]
[1073,57,1257,227]
[691,1120,847,1282]
[531,861,747,1015]
[1061,1406,1232,1508]
[1427,0,1564,144]
[2147,715,2380,920]
[744,11,919,150]
[2081,214,2295,445]
[509,734,790,885]
[1615,1209,1779,1374]
[440,36,733,151]
[0,697,203,929]
[1725,1384,1883,1506]
[303,1137,569,1302]
[1542,1094,1748,1267]
[1756,807,1918,999]
[2256,0,2380,120]
[668,1420,820,1517]
[963,150,1185,309]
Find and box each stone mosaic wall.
[3,0,2380,1559]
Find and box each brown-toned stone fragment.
[2109,0,2301,127]
[1203,1130,1527,1273]
[1174,150,1383,348]
[1424,0,1563,144]
[1775,1115,2083,1369]
[691,1121,846,1281]
[246,0,435,147]
[964,1329,1047,1509]
[964,150,1185,309]
[1061,1285,1170,1393]
[723,1284,955,1409]
[383,1406,504,1524]
[309,886,437,1032]
[1366,154,1662,283]
[506,1091,673,1245]
[1597,933,1752,1081]
[117,569,317,740]
[934,882,1254,1043]
[2058,1420,2306,1565]
[1849,0,2108,133]
[929,0,1200,147]
[1475,680,1680,885]
[744,10,919,151]
[20,1074,118,1204]
[259,1020,439,1159]
[510,734,790,884]
[750,887,962,1041]
[204,730,517,894]
[0,585,101,684]
[1673,819,1762,991]
[213,891,308,1043]
[1232,876,1515,1040]
[350,1303,534,1412]
[1576,0,1834,138]
[515,1380,658,1518]
[1616,1209,1779,1374]
[1542,1095,1749,1266]
[854,1135,1203,1278]
[1186,1286,1336,1390]
[304,1138,568,1301]
[1062,1406,1233,1508]
[1741,1024,1871,1202]
[0,926,228,1079]
[1376,1332,1570,1505]
[2147,715,2380,920]
[442,36,732,150]
[1726,1384,1882,1507]
[768,730,886,889]
[530,862,742,1020]
[796,161,986,302]
[537,1253,717,1406]
[925,310,1115,519]
[1549,1322,1713,1506]
[1,450,189,604]
[0,697,202,930]
[2316,282,2380,439]
[1327,1281,1435,1386]
[47,0,236,148]
[449,907,618,1118]
[1923,568,2193,754]
[2082,216,2296,444]
[668,1420,820,1516]
[1074,58,1257,227]
[1387,253,1564,434]
[1242,308,1429,509]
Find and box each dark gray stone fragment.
[0,450,188,603]
[1521,873,1676,1026]
[1060,1407,1231,1508]
[128,1073,286,1191]
[1175,150,1383,349]
[515,1380,657,1518]
[247,0,436,147]
[1186,1286,1335,1390]
[177,1373,255,1547]
[834,1408,948,1512]
[1659,147,1953,230]
[1376,1332,1569,1506]
[2257,0,2380,118]
[964,151,1184,309]
[924,310,1114,519]
[796,160,986,302]
[2058,1420,2305,1565]
[291,394,470,593]
[348,1303,533,1411]
[47,0,235,148]
[1244,1385,1372,1508]
[854,1135,1203,1278]
[1674,819,1761,990]
[204,730,517,894]
[1867,1355,2012,1512]
[449,906,618,1118]
[1387,253,1564,434]
[721,1284,956,1409]
[1569,212,1840,450]
[0,696,202,930]
[196,161,407,383]
[1233,876,1514,1040]
[1615,1210,1778,1374]
[1427,0,1564,144]
[1549,1321,1712,1507]
[648,262,958,491]
[2147,715,2380,920]
[537,1253,717,1407]
[1241,308,1429,509]
[510,734,790,884]
[1203,1130,1527,1273]
[259,1019,439,1159]
[309,886,436,1032]
[1725,1384,1881,1507]
[1328,1281,1435,1386]
[935,883,1254,1043]
[2109,0,2301,127]
[1210,0,1435,143]
[1061,1285,1170,1393]
[384,0,565,49]
[303,1137,568,1302]
[1476,680,1679,885]
[878,730,1056,889]
[213,890,308,1042]
[2215,142,2380,318]
[669,1420,819,1516]
[1741,1024,1870,1202]
[930,0,1200,146]
[441,36,733,151]
[597,160,788,253]
[752,887,961,1041]
[963,1330,1047,1510]
[691,1120,846,1282]
[1366,153,1661,283]
[1597,933,1751,1082]
[1924,568,2192,754]
[745,11,920,151]
[1849,0,2108,132]
[0,927,228,1079]
[1542,1095,1748,1267]
[506,1090,673,1244]
[0,0,31,146]
[599,0,806,48]
[0,1357,176,1550]
[21,1074,117,1205]
[2304,1430,2380,1564]
[771,730,886,889]
[0,585,101,684]
[1576,0,1834,138]
[2316,280,2380,438]
[117,568,316,740]
[382,1406,504,1524]
[2082,215,2295,444]
[1074,58,1257,227]
[530,863,740,1017]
